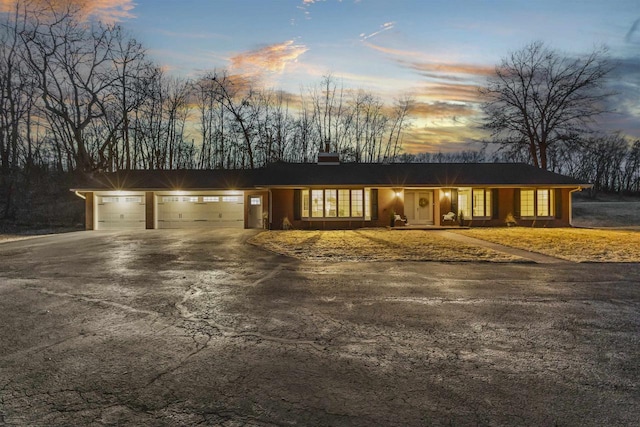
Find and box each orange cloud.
[402,125,487,154]
[0,0,135,22]
[405,61,495,79]
[411,101,477,120]
[230,40,308,75]
[416,83,483,103]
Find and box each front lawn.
[453,228,640,262]
[250,229,521,262]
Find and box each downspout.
[74,191,86,200]
[268,188,273,230]
[569,187,583,227]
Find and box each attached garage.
[95,193,145,230]
[156,194,244,229]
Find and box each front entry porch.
[404,190,435,225]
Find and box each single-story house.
[71,159,590,230]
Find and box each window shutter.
[450,189,458,215]
[514,189,521,218]
[555,188,562,219]
[371,189,378,220]
[293,189,301,220]
[492,189,499,219]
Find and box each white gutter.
[569,187,583,227]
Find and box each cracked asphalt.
[0,229,639,426]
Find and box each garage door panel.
[157,195,243,229]
[96,195,145,230]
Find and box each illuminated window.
[102,197,119,203]
[521,189,554,218]
[203,196,219,202]
[457,189,471,218]
[303,189,367,219]
[222,196,240,203]
[311,190,324,217]
[187,196,198,202]
[364,188,371,220]
[125,197,142,203]
[325,189,337,217]
[471,189,491,218]
[302,190,310,217]
[520,190,535,217]
[250,197,261,206]
[351,190,363,217]
[338,190,350,217]
[537,189,553,217]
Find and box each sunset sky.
[13,0,640,153]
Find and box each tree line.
[0,2,411,175]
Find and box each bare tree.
[480,41,614,170]
[20,2,120,173]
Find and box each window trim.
[471,188,492,219]
[301,188,368,220]
[520,188,555,219]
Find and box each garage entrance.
[156,194,244,229]
[95,194,145,230]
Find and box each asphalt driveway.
[1,230,639,426]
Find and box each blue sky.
[14,0,639,152]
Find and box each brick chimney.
[317,140,339,165]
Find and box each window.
[520,189,555,218]
[125,197,142,203]
[470,189,491,218]
[203,196,219,202]
[250,197,261,206]
[457,189,471,219]
[338,190,350,217]
[537,189,553,217]
[311,190,324,217]
[102,197,119,203]
[364,188,371,220]
[302,189,368,219]
[325,189,337,217]
[521,190,535,217]
[162,196,197,203]
[222,196,240,203]
[351,190,363,217]
[302,190,310,217]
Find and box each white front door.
[404,190,434,225]
[248,195,263,229]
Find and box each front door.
[248,195,264,228]
[404,190,434,225]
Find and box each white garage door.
[96,194,145,230]
[156,195,244,229]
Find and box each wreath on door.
[419,197,429,207]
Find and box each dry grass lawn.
[249,229,521,262]
[454,228,640,263]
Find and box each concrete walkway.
[432,230,571,264]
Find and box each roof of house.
[72,162,590,191]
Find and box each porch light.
[444,191,451,198]
[395,191,402,197]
